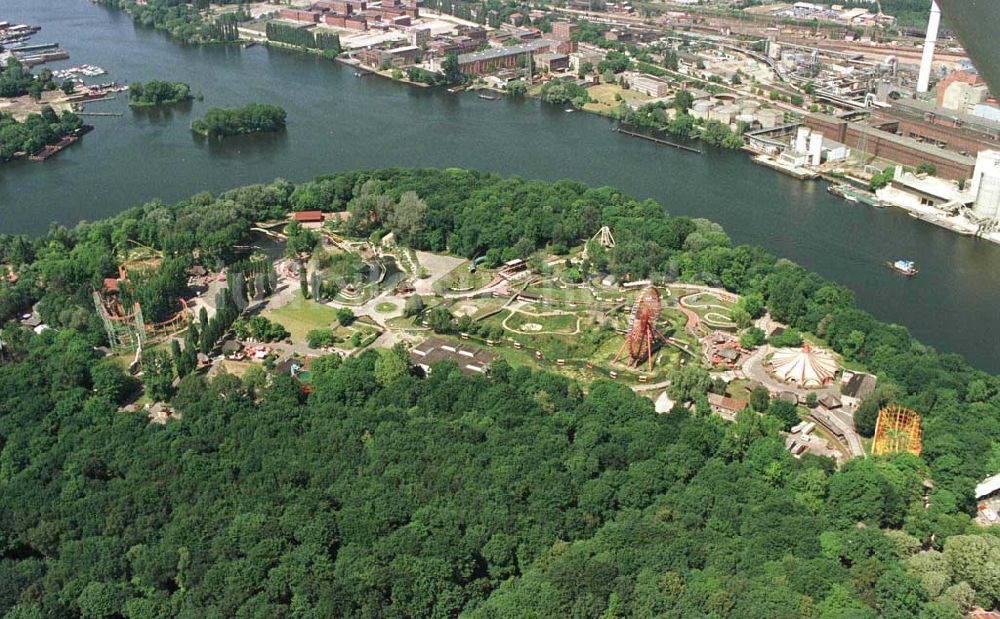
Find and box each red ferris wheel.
[613,286,669,372]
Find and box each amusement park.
[89,212,922,467]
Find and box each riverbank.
[4,0,1000,373]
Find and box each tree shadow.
[129,99,194,126]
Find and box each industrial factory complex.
[188,1,1000,243]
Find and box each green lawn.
[523,286,596,304]
[434,262,487,293]
[505,310,579,334]
[263,292,340,342]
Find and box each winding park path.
[679,292,737,329]
[501,306,582,335]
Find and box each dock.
[10,42,60,52]
[751,154,819,180]
[614,127,702,154]
[27,125,93,161]
[75,111,123,117]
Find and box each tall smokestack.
[916,1,941,93]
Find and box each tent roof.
[770,344,838,388]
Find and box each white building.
[970,150,1000,223]
[877,167,973,212]
[626,72,670,98]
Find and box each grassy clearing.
[505,310,578,334]
[435,263,490,292]
[263,292,340,342]
[582,83,651,115]
[523,285,597,304]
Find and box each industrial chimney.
[916,1,941,93]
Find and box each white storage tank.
[971,150,1000,222]
[808,132,823,166]
[795,126,811,153]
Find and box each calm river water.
[2,0,999,372]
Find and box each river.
[2,0,999,373]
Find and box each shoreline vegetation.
[190,103,286,138]
[0,106,85,164]
[0,168,998,617]
[127,80,194,108]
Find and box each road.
[741,346,865,458]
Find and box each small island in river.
[127,80,193,107]
[190,103,286,138]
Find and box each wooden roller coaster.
[872,404,922,456]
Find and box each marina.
[52,64,108,80]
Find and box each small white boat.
[888,259,918,276]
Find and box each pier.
[10,42,59,52]
[613,127,702,154]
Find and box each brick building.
[803,112,976,180]
[279,9,320,22]
[450,39,560,75]
[551,21,578,42]
[358,45,420,69]
[936,70,987,111]
[535,53,569,73]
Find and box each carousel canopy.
[769,344,838,388]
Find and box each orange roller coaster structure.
[872,405,922,456]
[613,286,669,372]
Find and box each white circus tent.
[769,344,839,388]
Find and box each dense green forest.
[265,23,342,56]
[0,107,84,162]
[96,0,245,43]
[127,81,193,107]
[190,103,286,138]
[1,169,999,616]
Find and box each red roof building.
[291,210,324,223]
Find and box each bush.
[336,308,356,327]
[740,327,766,349]
[770,329,803,348]
[307,328,338,349]
[767,399,800,430]
[404,294,424,318]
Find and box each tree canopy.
[1,168,999,616]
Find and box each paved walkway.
[741,346,865,458]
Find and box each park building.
[768,344,838,389]
[409,337,497,376]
